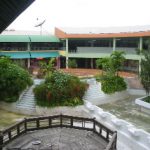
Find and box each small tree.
[68,59,77,68]
[96,51,127,94]
[110,51,125,75]
[96,51,125,76]
[140,48,150,96]
[39,58,55,77]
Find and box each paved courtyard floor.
[100,95,150,132]
[5,128,107,150]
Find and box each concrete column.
[139,37,143,73]
[56,57,60,69]
[66,39,69,69]
[85,59,88,68]
[27,42,30,51]
[27,58,30,68]
[91,58,94,69]
[113,38,116,51]
[139,37,143,51]
[27,42,31,69]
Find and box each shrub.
[96,51,126,94]
[34,70,87,107]
[143,96,150,103]
[140,48,150,96]
[0,57,33,102]
[97,75,127,94]
[68,59,77,68]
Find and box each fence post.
[0,131,3,150]
[93,118,96,132]
[36,118,40,129]
[24,118,27,132]
[106,131,109,141]
[17,124,20,135]
[60,114,62,127]
[114,132,117,150]
[71,116,73,127]
[49,117,52,127]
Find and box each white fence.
[84,101,150,150]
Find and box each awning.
[0,51,30,59]
[0,35,60,43]
[0,51,60,59]
[30,51,59,58]
[0,35,30,42]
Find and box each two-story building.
[1,25,150,73]
[0,30,65,70]
[55,26,150,72]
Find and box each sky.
[8,0,150,33]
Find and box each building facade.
[1,25,150,73]
[0,30,65,71]
[55,26,150,72]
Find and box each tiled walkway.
[60,68,137,78]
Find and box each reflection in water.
[99,95,150,132]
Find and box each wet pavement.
[99,95,150,132]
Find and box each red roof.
[55,27,150,39]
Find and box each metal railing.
[0,114,117,150]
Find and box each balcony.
[68,47,140,60]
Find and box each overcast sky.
[8,0,150,33]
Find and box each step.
[17,102,35,105]
[21,96,35,99]
[18,100,35,103]
[17,102,35,106]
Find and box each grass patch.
[0,109,28,129]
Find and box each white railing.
[84,101,150,150]
[69,47,137,54]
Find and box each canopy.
[0,35,60,43]
[0,51,30,59]
[0,51,59,59]
[30,51,59,58]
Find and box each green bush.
[34,70,87,107]
[143,96,150,103]
[0,57,33,102]
[97,75,127,94]
[68,59,77,68]
[96,51,126,94]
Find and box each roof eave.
[55,28,150,39]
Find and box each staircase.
[16,79,44,115]
[83,78,129,105]
[16,85,36,115]
[83,78,105,104]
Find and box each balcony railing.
[0,115,117,150]
[69,46,137,55]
